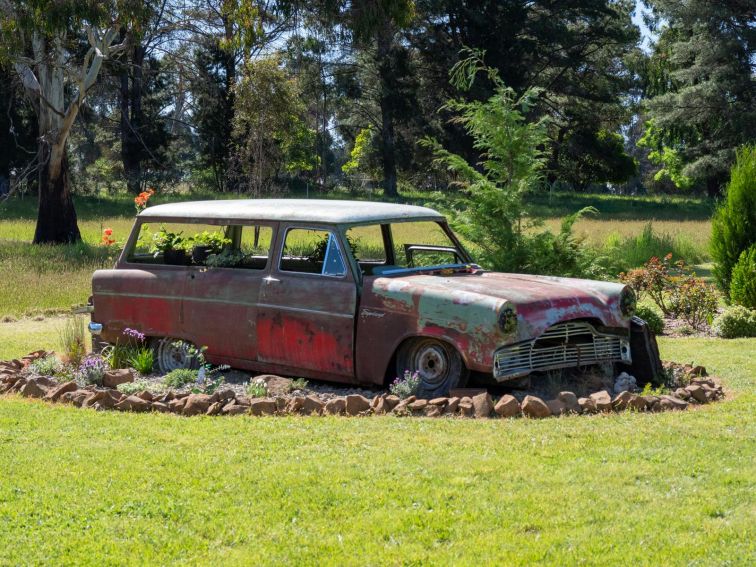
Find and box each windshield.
[346,221,469,276]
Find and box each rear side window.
[127,221,272,270]
[280,228,347,276]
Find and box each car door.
[256,224,357,380]
[181,223,274,362]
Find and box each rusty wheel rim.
[414,342,448,385]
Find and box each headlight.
[620,287,636,317]
[498,306,517,334]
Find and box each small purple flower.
[123,327,145,342]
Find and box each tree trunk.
[376,27,398,198]
[33,143,81,244]
[121,43,145,194]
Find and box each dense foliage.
[729,246,756,310]
[712,306,756,339]
[711,146,756,296]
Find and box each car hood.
[370,270,629,340]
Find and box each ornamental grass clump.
[390,370,421,399]
[75,355,107,386]
[245,378,268,398]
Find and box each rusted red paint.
[92,202,635,386]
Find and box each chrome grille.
[494,321,629,380]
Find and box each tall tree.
[1,1,129,243]
[640,0,755,196]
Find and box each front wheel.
[395,338,468,398]
[153,337,200,374]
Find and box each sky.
[632,0,657,52]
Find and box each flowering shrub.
[75,355,107,386]
[668,275,719,330]
[390,370,421,399]
[101,227,115,246]
[134,188,155,212]
[619,254,675,315]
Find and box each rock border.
[0,352,726,419]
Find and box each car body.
[90,199,644,396]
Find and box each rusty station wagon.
[90,199,658,397]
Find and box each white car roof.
[138,199,445,225]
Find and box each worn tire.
[395,338,468,398]
[154,337,200,374]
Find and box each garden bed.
[0,350,726,419]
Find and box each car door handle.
[263,276,281,285]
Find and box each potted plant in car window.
[151,226,187,265]
[189,231,231,264]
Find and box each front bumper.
[493,321,631,381]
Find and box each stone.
[494,395,521,418]
[689,365,707,377]
[660,395,688,411]
[383,395,401,412]
[301,396,324,415]
[34,376,57,388]
[472,392,494,418]
[96,390,123,409]
[8,377,27,393]
[578,397,596,414]
[152,402,170,413]
[408,399,428,411]
[613,372,637,395]
[558,391,581,414]
[691,378,716,388]
[444,397,460,415]
[589,390,613,412]
[643,395,661,412]
[685,384,708,404]
[183,394,212,416]
[206,401,223,416]
[324,397,346,415]
[612,391,634,411]
[285,396,306,414]
[424,405,442,417]
[546,398,567,416]
[137,390,154,401]
[628,394,647,411]
[44,380,78,402]
[521,395,551,418]
[429,397,448,407]
[249,398,277,416]
[372,396,389,414]
[103,369,134,389]
[457,400,474,417]
[222,403,249,415]
[255,374,294,395]
[449,388,487,399]
[19,379,47,398]
[345,394,371,416]
[674,388,691,400]
[168,398,188,413]
[209,389,236,404]
[115,395,151,412]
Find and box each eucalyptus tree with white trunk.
[1,1,128,243]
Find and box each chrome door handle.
[263,276,281,285]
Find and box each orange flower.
[103,228,113,236]
[101,228,115,246]
[134,188,155,212]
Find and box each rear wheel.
[395,338,468,398]
[154,337,200,374]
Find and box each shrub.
[245,378,268,398]
[729,245,756,309]
[712,306,756,338]
[29,355,62,377]
[711,145,756,295]
[163,368,199,389]
[619,254,675,315]
[668,275,719,330]
[390,370,421,399]
[75,355,107,386]
[635,305,664,335]
[127,348,155,375]
[289,378,309,392]
[58,317,86,366]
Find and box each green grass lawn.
[0,336,753,565]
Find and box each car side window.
[280,228,347,277]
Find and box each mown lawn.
[0,331,753,565]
